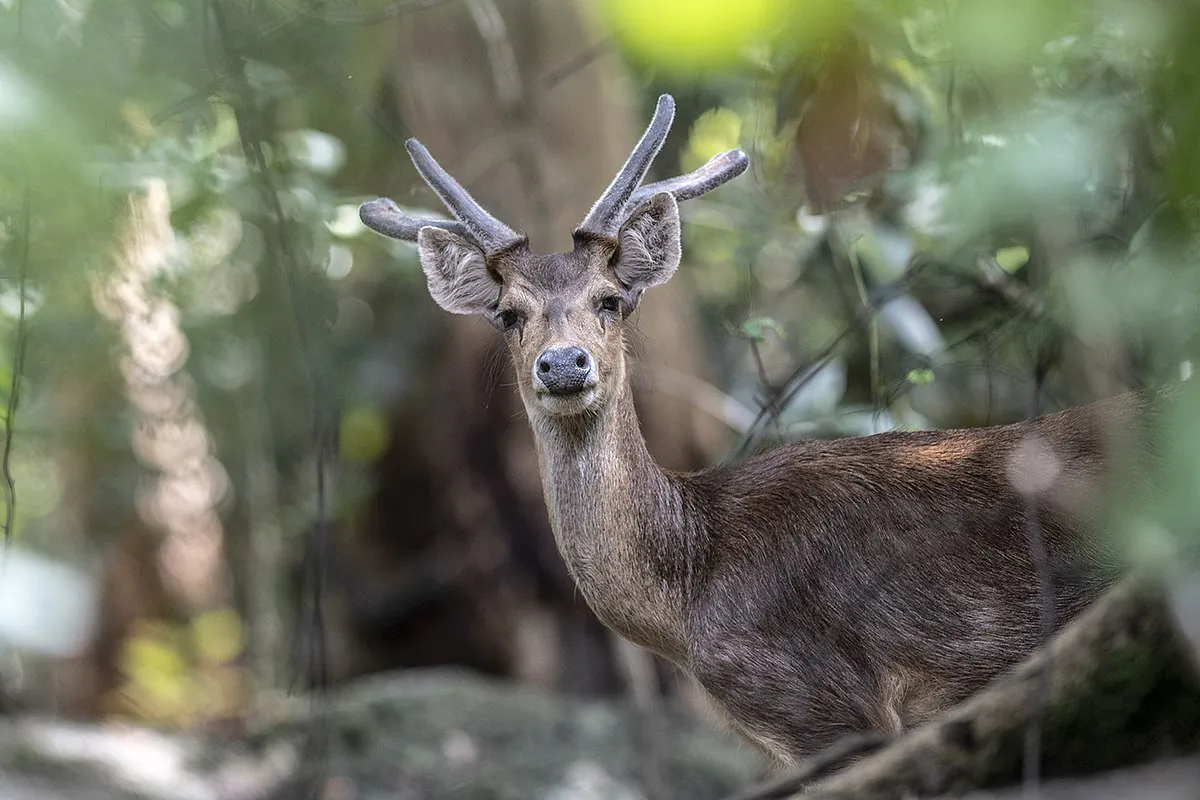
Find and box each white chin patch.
[536,388,598,415]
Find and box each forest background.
[3,0,1200,797]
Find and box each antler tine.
[628,148,749,209]
[404,138,525,255]
[576,94,676,239]
[359,197,470,242]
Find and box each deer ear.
[613,192,681,292]
[417,226,501,315]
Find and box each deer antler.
[576,94,749,239]
[358,140,525,256]
[362,94,747,251]
[575,94,677,240]
[358,197,471,242]
[628,148,749,209]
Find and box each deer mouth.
[533,384,599,415]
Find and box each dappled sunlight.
[0,545,97,659]
[101,178,232,610]
[89,177,247,726]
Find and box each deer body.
[360,95,1130,763]
[533,360,1126,761]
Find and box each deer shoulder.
[679,395,1140,757]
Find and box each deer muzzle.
[534,346,597,396]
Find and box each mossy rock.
[0,668,760,800]
[273,668,760,799]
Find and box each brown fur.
[419,230,1142,763]
[365,105,1148,764]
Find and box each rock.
[0,668,761,800]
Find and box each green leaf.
[739,316,784,342]
[994,246,1030,273]
[340,405,391,464]
[683,107,742,171]
[907,368,935,385]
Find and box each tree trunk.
[325,0,731,699]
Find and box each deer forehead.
[500,252,618,307]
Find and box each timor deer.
[359,94,1148,764]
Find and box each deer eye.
[598,295,621,314]
[497,309,523,330]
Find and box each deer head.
[359,95,748,422]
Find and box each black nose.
[535,346,595,395]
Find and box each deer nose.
[534,346,596,395]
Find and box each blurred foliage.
[0,0,1200,728]
[597,0,849,76]
[111,607,249,727]
[615,0,1200,587]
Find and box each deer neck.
[529,373,692,663]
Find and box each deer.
[358,94,1151,766]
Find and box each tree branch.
[788,574,1200,799]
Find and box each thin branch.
[791,574,1200,799]
[206,2,335,796]
[541,37,614,91]
[832,216,884,419]
[612,636,670,800]
[728,341,844,461]
[464,0,549,233]
[1016,389,1056,794]
[725,732,892,800]
[1,193,29,550]
[236,0,453,51]
[635,362,757,433]
[322,0,453,25]
[728,267,919,461]
[239,336,287,709]
[749,339,783,433]
[207,0,336,679]
[2,0,31,551]
[975,250,1046,318]
[152,1,454,124]
[728,269,861,457]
